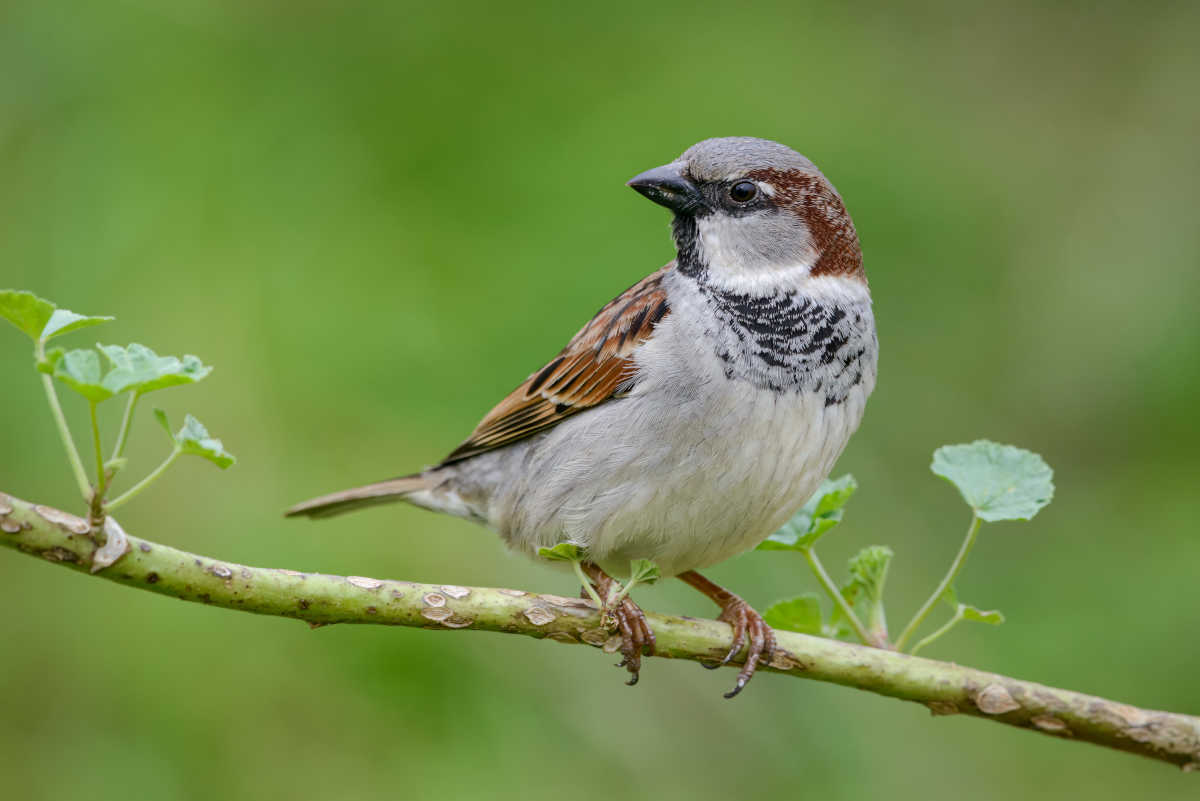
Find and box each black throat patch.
[695,281,874,404]
[672,213,706,279]
[670,210,875,404]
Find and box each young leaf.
[960,604,1005,625]
[176,414,236,469]
[813,474,858,517]
[758,474,858,551]
[538,542,586,562]
[848,545,894,643]
[98,344,212,396]
[0,290,57,340]
[153,408,173,437]
[42,309,114,341]
[628,558,661,585]
[847,545,894,604]
[931,441,1054,522]
[764,594,823,635]
[50,348,115,402]
[0,290,113,342]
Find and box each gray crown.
[680,137,821,182]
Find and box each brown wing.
[439,264,673,465]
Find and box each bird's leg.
[677,570,777,698]
[579,561,656,685]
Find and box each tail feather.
[285,475,432,520]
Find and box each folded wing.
[440,264,673,464]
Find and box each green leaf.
[98,343,211,395]
[847,545,894,604]
[960,604,1005,625]
[813,474,858,517]
[628,558,661,585]
[42,309,114,341]
[152,410,237,470]
[758,474,858,551]
[48,342,203,403]
[0,290,56,340]
[0,290,113,342]
[50,348,114,402]
[764,594,823,635]
[175,414,236,469]
[931,441,1054,522]
[538,542,586,562]
[153,407,173,437]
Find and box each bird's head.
[628,137,864,293]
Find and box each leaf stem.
[110,393,139,463]
[910,607,965,656]
[105,446,180,512]
[89,401,106,499]
[895,514,983,651]
[608,576,638,607]
[571,559,604,610]
[868,558,892,646]
[803,547,872,645]
[608,578,633,606]
[36,341,91,499]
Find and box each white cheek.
[696,214,819,295]
[801,275,873,306]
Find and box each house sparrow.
[288,137,877,697]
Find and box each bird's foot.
[580,562,656,685]
[606,595,657,685]
[678,570,776,698]
[710,597,776,697]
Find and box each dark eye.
[729,181,758,203]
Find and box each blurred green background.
[2,1,1198,798]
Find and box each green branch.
[1,489,1198,772]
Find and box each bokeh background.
[2,1,1198,798]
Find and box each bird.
[287,137,877,697]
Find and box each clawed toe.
[677,571,776,698]
[717,599,776,698]
[579,562,656,686]
[610,596,657,685]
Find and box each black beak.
[627,164,702,213]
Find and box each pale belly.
[476,376,869,577]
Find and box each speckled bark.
[2,490,1198,771]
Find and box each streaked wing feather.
[440,264,673,464]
